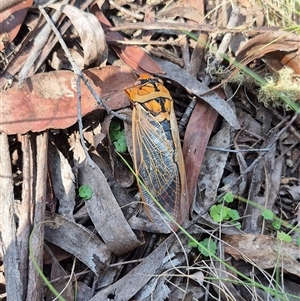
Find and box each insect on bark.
[125,74,189,232]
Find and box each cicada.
[125,74,189,232]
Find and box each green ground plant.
[78,184,93,200]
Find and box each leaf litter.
[1,0,300,300]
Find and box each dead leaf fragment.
[48,142,76,220]
[92,6,165,75]
[223,234,300,277]
[0,0,33,51]
[153,56,240,129]
[0,66,135,134]
[236,32,300,75]
[78,158,143,255]
[44,212,111,276]
[89,235,175,301]
[183,100,218,201]
[49,3,107,66]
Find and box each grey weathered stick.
[38,5,126,121]
[0,133,23,301]
[25,132,48,301]
[18,0,70,84]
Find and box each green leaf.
[109,120,128,152]
[262,209,274,220]
[272,220,281,230]
[228,209,240,220]
[277,231,292,243]
[198,238,217,257]
[110,121,121,132]
[234,222,242,230]
[113,136,127,153]
[79,185,93,200]
[297,236,300,246]
[210,204,231,222]
[188,240,198,248]
[223,192,234,203]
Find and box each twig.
[0,133,23,300]
[76,75,96,169]
[206,146,273,153]
[109,22,280,33]
[38,6,126,121]
[26,132,49,300]
[178,97,197,135]
[214,5,240,63]
[186,113,299,230]
[18,0,70,84]
[108,0,144,20]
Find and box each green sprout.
[79,185,93,200]
[109,120,127,153]
[189,238,217,257]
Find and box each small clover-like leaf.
[110,120,127,152]
[188,240,198,248]
[79,185,93,200]
[210,205,231,222]
[228,209,240,220]
[223,192,234,203]
[113,137,127,153]
[277,231,292,243]
[272,220,281,230]
[262,209,274,220]
[198,238,217,257]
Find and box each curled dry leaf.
[49,3,107,66]
[78,158,144,255]
[183,100,218,202]
[101,112,134,188]
[89,235,175,301]
[0,66,135,135]
[157,4,204,22]
[195,121,231,208]
[92,6,165,75]
[44,212,111,276]
[153,57,241,129]
[48,142,76,220]
[223,234,300,278]
[0,0,33,51]
[236,31,300,74]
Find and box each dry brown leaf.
[236,32,300,74]
[223,234,300,277]
[183,100,218,202]
[157,5,204,22]
[0,0,33,51]
[48,143,76,220]
[49,3,107,66]
[44,212,111,276]
[78,158,144,255]
[0,66,135,134]
[196,122,231,208]
[92,6,165,75]
[89,235,175,301]
[153,56,240,129]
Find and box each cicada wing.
[132,104,189,231]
